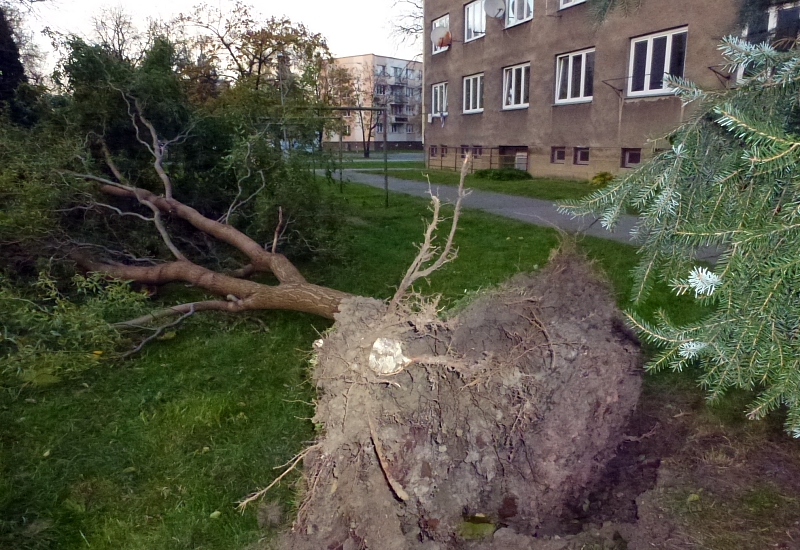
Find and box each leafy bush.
[0,273,147,384]
[473,168,534,181]
[590,172,614,187]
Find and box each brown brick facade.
[423,0,739,178]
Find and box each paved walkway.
[338,169,719,261]
[341,169,639,244]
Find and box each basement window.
[551,147,566,164]
[621,148,642,168]
[574,147,590,165]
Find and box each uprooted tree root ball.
[276,253,642,550]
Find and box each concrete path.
[340,169,639,244]
[338,169,720,261]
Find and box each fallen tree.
[64,105,643,549]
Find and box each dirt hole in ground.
[277,252,646,550]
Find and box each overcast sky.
[24,0,421,67]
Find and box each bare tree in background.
[342,61,381,158]
[391,0,423,49]
[93,7,145,61]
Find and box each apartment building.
[326,54,423,152]
[423,0,742,178]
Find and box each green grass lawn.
[361,168,595,202]
[0,181,710,550]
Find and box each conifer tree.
[0,6,26,104]
[560,37,800,437]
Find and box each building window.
[551,147,566,164]
[461,145,470,158]
[628,27,688,97]
[462,73,484,113]
[430,145,438,157]
[391,123,403,133]
[506,0,533,27]
[465,0,486,41]
[405,104,414,114]
[503,63,530,109]
[432,82,448,117]
[407,124,414,133]
[622,148,642,168]
[375,64,386,76]
[559,0,586,8]
[376,122,384,134]
[743,4,800,49]
[473,145,483,158]
[375,85,386,95]
[556,48,595,104]
[432,15,450,54]
[393,66,403,78]
[574,147,590,165]
[441,145,448,157]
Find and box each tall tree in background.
[391,0,422,48]
[560,38,800,437]
[350,62,381,158]
[0,5,26,104]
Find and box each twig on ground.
[120,304,196,358]
[236,444,321,511]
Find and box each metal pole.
[383,106,388,208]
[339,129,343,193]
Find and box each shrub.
[473,168,534,181]
[590,172,614,187]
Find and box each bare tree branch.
[73,254,349,319]
[66,172,188,262]
[57,203,153,221]
[114,300,240,327]
[271,206,283,253]
[120,304,197,357]
[93,183,307,284]
[389,155,470,309]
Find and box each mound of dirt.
[279,253,642,550]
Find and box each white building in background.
[326,54,423,152]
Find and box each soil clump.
[277,253,643,549]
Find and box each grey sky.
[25,0,421,67]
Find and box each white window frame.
[406,123,414,133]
[627,27,688,97]
[574,147,590,165]
[505,0,533,27]
[463,73,484,114]
[503,63,530,110]
[465,0,486,42]
[622,148,642,168]
[559,0,586,9]
[555,48,595,104]
[432,15,450,54]
[432,82,448,117]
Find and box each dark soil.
[276,253,644,550]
